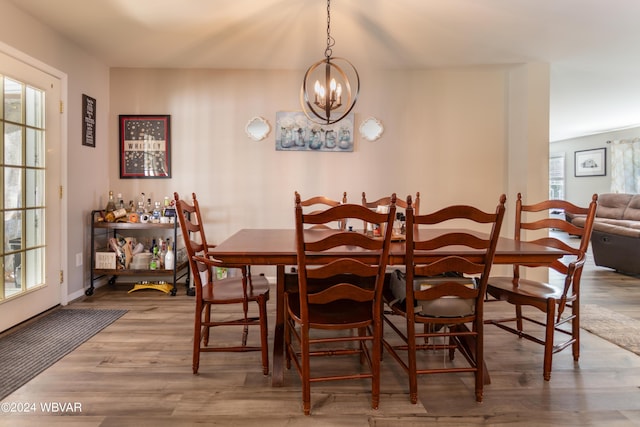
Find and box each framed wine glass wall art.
[275,111,354,152]
[574,147,606,177]
[119,115,171,178]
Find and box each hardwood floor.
[2,234,640,426]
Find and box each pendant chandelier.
[300,0,360,125]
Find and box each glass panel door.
[0,50,61,332]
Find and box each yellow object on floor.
[128,281,173,294]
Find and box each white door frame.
[0,41,68,313]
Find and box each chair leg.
[515,304,523,332]
[284,302,292,370]
[406,317,418,404]
[474,319,484,402]
[193,304,205,374]
[543,302,556,381]
[259,296,269,375]
[371,323,381,410]
[358,327,367,365]
[203,304,211,346]
[424,323,429,344]
[571,301,580,362]
[241,325,249,347]
[301,325,311,416]
[241,293,250,347]
[379,317,385,362]
[448,326,456,360]
[285,334,292,370]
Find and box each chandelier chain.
[324,0,335,59]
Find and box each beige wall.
[1,0,550,297]
[110,64,550,278]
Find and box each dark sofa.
[568,193,640,275]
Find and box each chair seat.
[387,270,476,318]
[487,276,566,302]
[202,275,270,303]
[286,294,372,328]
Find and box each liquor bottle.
[105,207,127,223]
[159,239,167,268]
[136,193,146,215]
[105,191,116,213]
[163,196,171,216]
[149,246,160,270]
[117,193,125,210]
[152,202,162,222]
[164,244,175,270]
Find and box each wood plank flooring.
[2,233,640,426]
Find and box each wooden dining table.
[208,228,568,387]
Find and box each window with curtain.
[610,139,640,194]
[549,154,565,200]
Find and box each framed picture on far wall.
[574,148,606,177]
[275,111,355,152]
[119,115,171,178]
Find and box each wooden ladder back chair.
[382,194,506,404]
[362,192,419,234]
[485,193,598,381]
[362,191,420,214]
[299,192,348,230]
[173,192,270,375]
[285,191,397,415]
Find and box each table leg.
[271,265,285,386]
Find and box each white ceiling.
[9,0,640,142]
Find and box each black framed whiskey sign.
[118,115,171,178]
